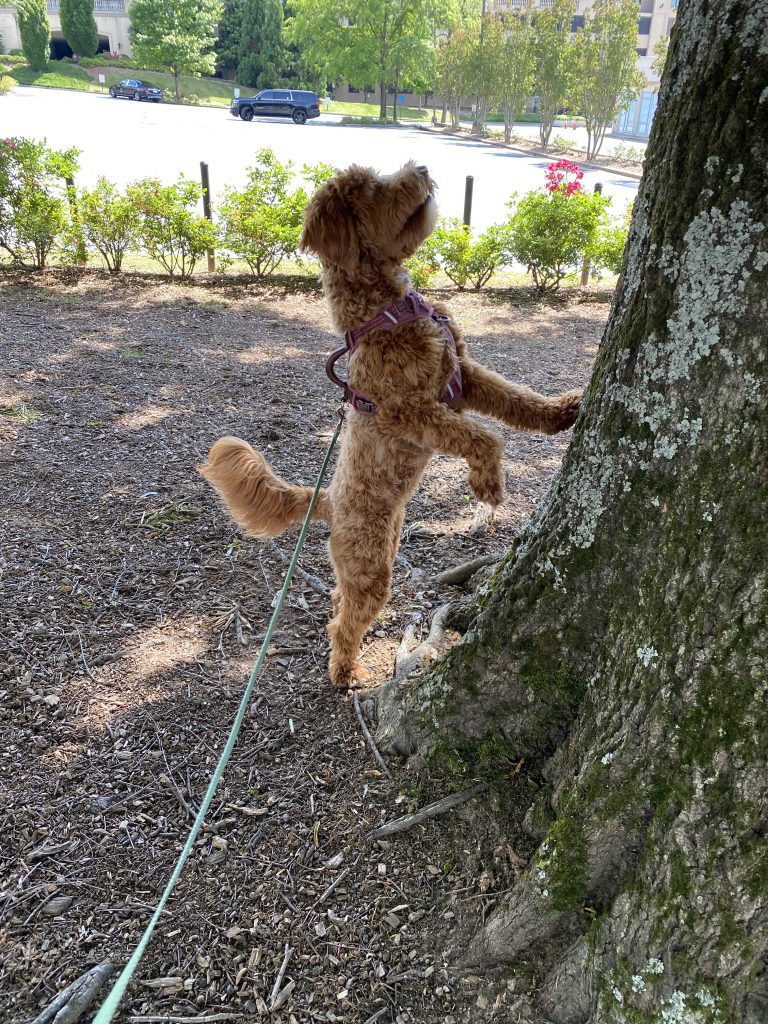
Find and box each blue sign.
[399,94,405,104]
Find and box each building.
[0,0,133,59]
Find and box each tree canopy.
[129,0,223,99]
[59,0,99,58]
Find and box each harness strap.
[325,290,462,416]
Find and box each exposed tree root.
[434,553,503,586]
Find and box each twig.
[353,693,394,784]
[129,1016,243,1023]
[316,866,350,905]
[394,603,453,681]
[434,553,502,586]
[371,783,486,839]
[30,959,113,1024]
[269,943,293,1009]
[362,1009,391,1024]
[395,553,423,580]
[265,539,328,594]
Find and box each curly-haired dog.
[200,163,581,689]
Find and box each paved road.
[3,87,639,231]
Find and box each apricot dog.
[200,163,580,688]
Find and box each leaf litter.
[0,270,604,1023]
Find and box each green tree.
[652,33,669,78]
[434,27,476,126]
[498,3,536,144]
[533,0,576,148]
[59,0,99,58]
[288,0,440,120]
[570,0,645,160]
[237,0,285,89]
[15,0,50,72]
[214,0,244,77]
[129,0,222,100]
[372,1,768,1019]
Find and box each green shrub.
[0,137,79,268]
[1,54,29,66]
[127,177,217,278]
[590,203,632,277]
[427,218,509,291]
[0,75,15,94]
[405,234,441,290]
[78,177,137,272]
[218,149,319,278]
[504,163,610,293]
[339,115,394,126]
[16,0,50,72]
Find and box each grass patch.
[1,402,41,422]
[7,61,92,91]
[330,99,431,121]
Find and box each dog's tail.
[199,436,332,538]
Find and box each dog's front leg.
[459,359,582,435]
[376,401,505,506]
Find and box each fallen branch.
[371,783,486,839]
[265,540,328,594]
[394,603,453,681]
[353,693,394,784]
[434,553,502,586]
[30,959,113,1024]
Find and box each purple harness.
[325,289,462,415]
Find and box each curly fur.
[200,162,581,689]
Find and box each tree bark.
[373,2,768,1021]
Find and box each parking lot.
[2,87,639,230]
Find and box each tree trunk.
[372,2,768,1021]
[173,68,180,101]
[379,80,387,120]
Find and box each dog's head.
[300,162,437,273]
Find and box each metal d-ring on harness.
[325,289,463,415]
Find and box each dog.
[199,162,581,689]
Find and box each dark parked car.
[230,89,320,124]
[109,79,162,103]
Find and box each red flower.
[544,159,584,195]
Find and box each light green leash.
[93,412,344,1023]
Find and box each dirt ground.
[0,270,606,1024]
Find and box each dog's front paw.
[543,390,583,434]
[468,463,505,507]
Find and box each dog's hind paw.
[329,658,370,690]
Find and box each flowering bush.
[0,137,79,268]
[544,159,584,196]
[504,162,609,292]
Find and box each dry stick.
[269,943,293,1009]
[372,783,486,839]
[316,866,351,905]
[353,693,394,784]
[434,553,502,586]
[394,603,453,681]
[362,1009,391,1024]
[31,960,113,1024]
[265,540,328,594]
[129,1016,243,1023]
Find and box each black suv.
[230,89,320,124]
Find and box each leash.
[92,409,345,1024]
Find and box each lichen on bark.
[372,2,768,1021]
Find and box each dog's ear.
[300,183,359,272]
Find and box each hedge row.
[0,140,629,291]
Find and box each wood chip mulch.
[0,270,606,1024]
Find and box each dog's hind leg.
[326,507,403,689]
[458,360,582,435]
